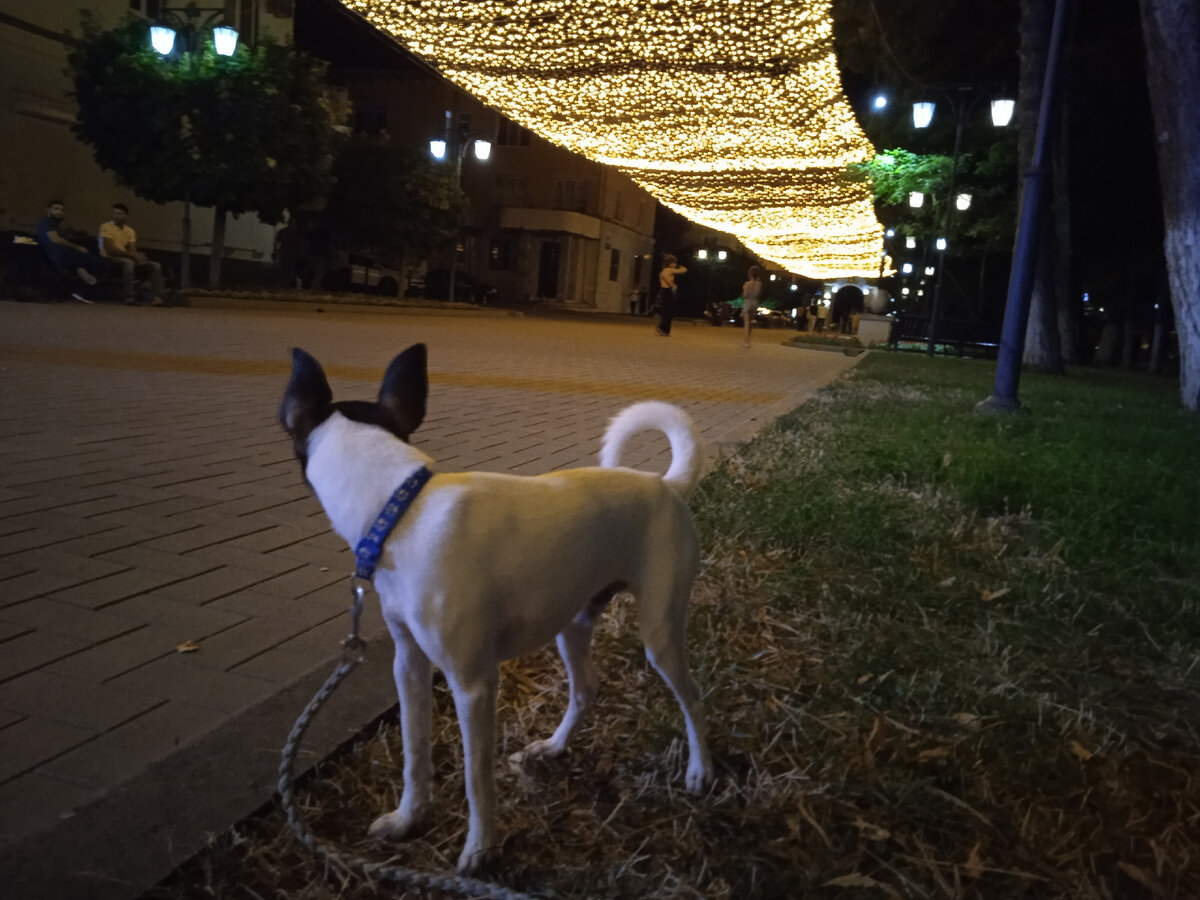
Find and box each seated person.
[35,198,106,301]
[99,202,165,306]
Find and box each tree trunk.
[1120,311,1136,369]
[1149,285,1169,375]
[208,205,227,289]
[1019,0,1064,373]
[1139,0,1200,411]
[1054,102,1081,364]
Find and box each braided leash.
[277,582,540,900]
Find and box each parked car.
[414,269,499,304]
[327,254,400,296]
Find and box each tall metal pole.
[977,0,1070,413]
[926,102,965,355]
[447,143,463,304]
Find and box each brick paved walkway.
[0,299,861,897]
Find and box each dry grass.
[147,355,1200,899]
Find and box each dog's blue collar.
[353,466,433,581]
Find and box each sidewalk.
[0,299,862,898]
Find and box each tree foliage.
[847,140,1017,254]
[321,137,466,263]
[68,12,340,224]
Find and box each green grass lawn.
[149,353,1200,899]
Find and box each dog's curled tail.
[599,401,702,498]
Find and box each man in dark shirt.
[36,199,106,302]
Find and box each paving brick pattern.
[0,300,860,896]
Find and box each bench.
[887,314,1002,358]
[2,231,123,302]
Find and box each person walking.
[99,203,165,306]
[741,265,764,348]
[655,253,687,336]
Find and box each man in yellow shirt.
[99,203,165,306]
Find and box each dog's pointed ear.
[280,347,333,434]
[379,343,428,440]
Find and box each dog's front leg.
[450,670,500,874]
[369,620,433,841]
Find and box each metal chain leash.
[277,581,541,900]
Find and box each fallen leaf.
[853,817,891,841]
[1070,740,1094,761]
[942,451,953,467]
[981,586,1010,602]
[918,745,952,762]
[964,842,984,879]
[175,640,200,653]
[857,673,874,684]
[1118,861,1164,895]
[939,576,957,587]
[953,712,981,730]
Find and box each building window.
[613,191,623,221]
[354,103,387,135]
[634,253,644,286]
[266,0,295,16]
[553,179,587,213]
[495,176,527,207]
[489,237,519,271]
[609,248,621,281]
[496,118,531,147]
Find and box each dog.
[279,343,713,873]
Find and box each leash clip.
[343,576,371,661]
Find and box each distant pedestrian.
[99,203,165,306]
[304,218,332,292]
[35,199,105,302]
[655,253,687,336]
[273,214,305,289]
[741,265,763,348]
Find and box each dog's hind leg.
[639,583,713,793]
[524,585,616,759]
[524,615,599,758]
[369,619,433,841]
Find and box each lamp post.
[429,113,491,303]
[911,86,1014,356]
[978,0,1070,414]
[148,2,240,290]
[695,246,728,324]
[148,3,239,58]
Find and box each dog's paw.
[457,834,501,875]
[368,809,423,842]
[520,737,567,760]
[685,759,714,793]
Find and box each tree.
[68,12,341,287]
[1017,0,1064,374]
[1139,0,1200,412]
[847,144,1016,318]
[321,136,466,271]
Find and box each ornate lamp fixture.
[342,0,885,278]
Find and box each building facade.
[300,0,657,312]
[0,1,294,277]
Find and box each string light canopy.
[341,0,886,278]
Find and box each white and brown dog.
[279,343,712,873]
